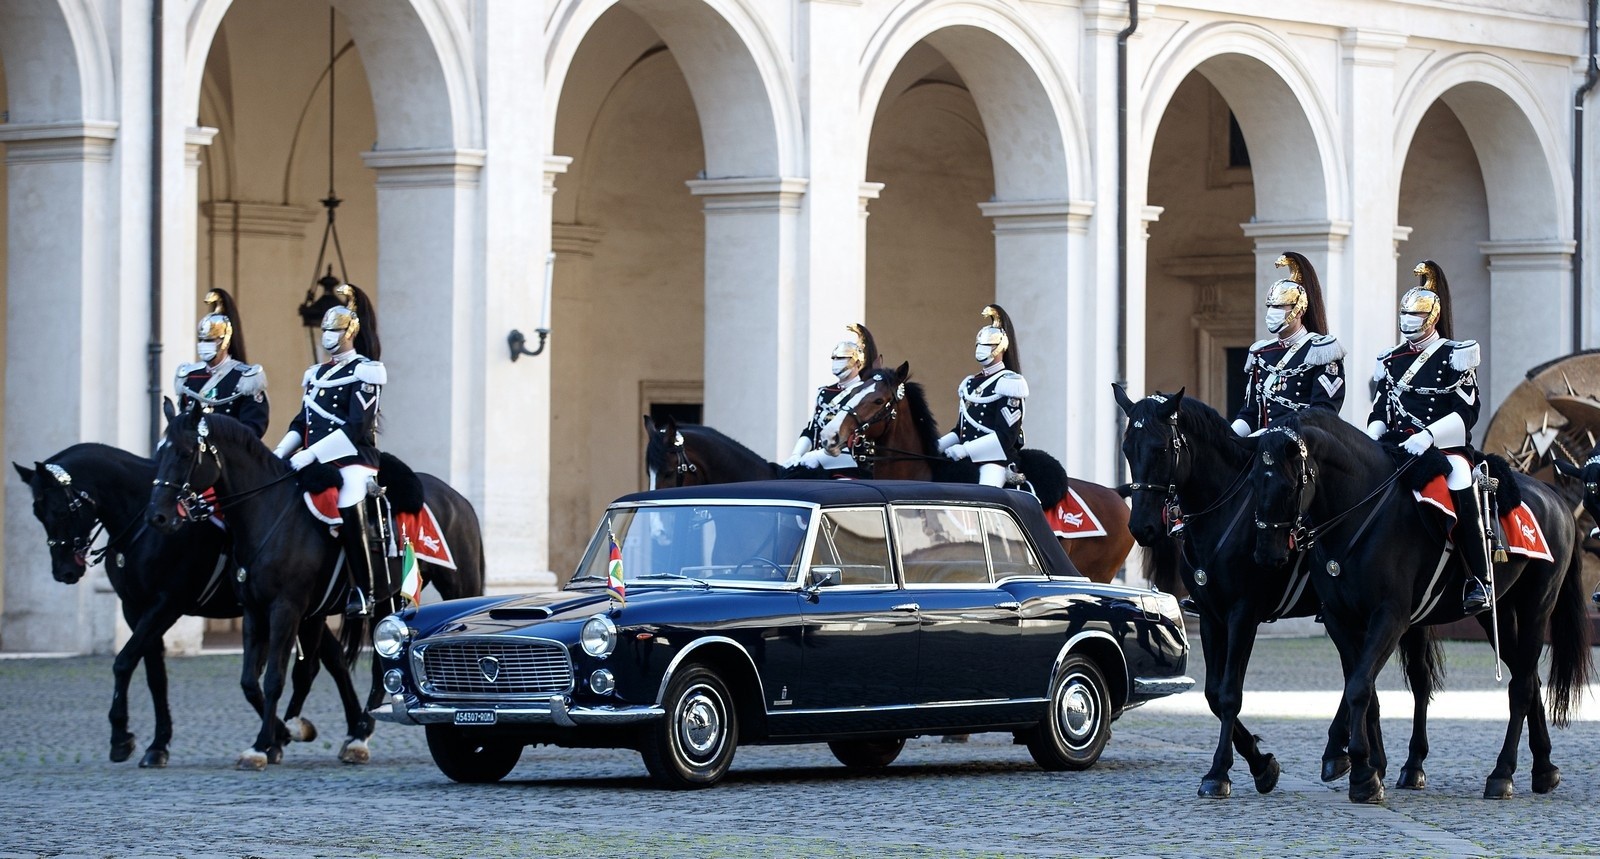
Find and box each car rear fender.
[657,636,770,739]
[1053,631,1130,711]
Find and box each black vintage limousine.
[372,481,1192,789]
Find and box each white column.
[686,177,807,457]
[1480,240,1575,414]
[1340,29,1407,423]
[549,220,606,576]
[0,121,120,653]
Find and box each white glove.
[288,449,316,471]
[937,432,958,453]
[945,443,968,461]
[783,437,811,469]
[797,449,831,469]
[1230,419,1251,438]
[1401,429,1433,456]
[1366,420,1386,440]
[274,431,303,459]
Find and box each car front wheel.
[424,725,522,784]
[828,737,906,769]
[641,664,738,789]
[1023,653,1111,771]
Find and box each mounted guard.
[176,289,269,438]
[939,304,1028,488]
[1365,260,1491,614]
[784,323,880,474]
[272,283,388,616]
[1232,253,1345,436]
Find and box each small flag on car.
[606,532,627,606]
[399,532,422,607]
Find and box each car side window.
[894,506,990,585]
[983,510,1042,579]
[809,509,892,586]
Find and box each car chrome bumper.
[1132,675,1195,698]
[372,694,665,727]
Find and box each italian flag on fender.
[607,532,627,606]
[399,533,422,607]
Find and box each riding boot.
[1451,487,1491,616]
[340,503,378,617]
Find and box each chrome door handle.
[994,601,1020,610]
[891,603,920,613]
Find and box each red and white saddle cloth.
[1414,476,1553,562]
[304,488,457,570]
[1044,488,1108,540]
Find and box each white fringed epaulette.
[1303,334,1346,367]
[1248,338,1275,354]
[353,359,386,386]
[994,371,1028,399]
[175,361,205,377]
[1448,340,1480,371]
[235,363,267,395]
[302,365,319,386]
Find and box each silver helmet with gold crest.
[1399,260,1454,343]
[196,288,249,362]
[975,304,1021,372]
[829,323,880,380]
[1264,252,1329,336]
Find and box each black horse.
[14,445,350,766]
[644,415,791,487]
[1113,387,1438,798]
[146,404,485,769]
[1253,408,1592,802]
[1553,449,1600,605]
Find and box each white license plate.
[453,709,497,726]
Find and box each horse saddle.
[297,454,456,570]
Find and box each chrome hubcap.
[1057,675,1098,747]
[676,684,724,760]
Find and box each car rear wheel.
[640,664,738,789]
[1023,653,1111,771]
[424,725,522,784]
[828,738,906,769]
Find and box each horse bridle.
[662,431,698,488]
[837,379,905,462]
[1253,427,1316,551]
[153,417,224,523]
[1124,412,1189,535]
[39,463,106,562]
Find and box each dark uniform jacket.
[1235,332,1346,432]
[288,352,385,468]
[955,368,1028,464]
[798,378,866,450]
[1367,337,1481,451]
[175,359,269,438]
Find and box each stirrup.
[1178,597,1199,617]
[345,587,373,618]
[1462,578,1491,616]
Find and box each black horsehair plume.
[1276,252,1329,336]
[1414,259,1455,341]
[205,288,248,363]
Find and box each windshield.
[571,504,813,587]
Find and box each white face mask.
[197,341,219,362]
[975,345,996,365]
[1399,314,1429,343]
[321,330,344,352]
[1264,307,1288,334]
[830,358,851,379]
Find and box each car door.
[793,508,918,711]
[893,506,1021,705]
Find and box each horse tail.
[340,613,369,671]
[1546,542,1593,728]
[1397,625,1444,700]
[1142,535,1187,597]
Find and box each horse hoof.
[1483,777,1514,800]
[1532,767,1560,794]
[110,735,136,764]
[286,717,318,744]
[1197,778,1233,798]
[138,748,169,769]
[1251,755,1281,794]
[236,750,269,771]
[338,737,370,765]
[1321,756,1351,783]
[266,745,284,765]
[1349,776,1386,805]
[1396,767,1425,790]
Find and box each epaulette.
[1448,340,1480,371]
[176,361,206,376]
[234,363,267,395]
[1372,357,1388,383]
[994,372,1028,399]
[353,359,387,386]
[1303,334,1345,367]
[1248,338,1276,353]
[302,366,318,386]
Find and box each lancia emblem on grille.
[478,655,500,683]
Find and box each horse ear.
[1163,387,1187,417]
[1112,384,1136,416]
[895,361,910,383]
[662,415,679,438]
[642,414,657,435]
[1553,459,1581,479]
[162,397,177,422]
[12,462,35,484]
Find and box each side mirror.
[802,567,840,600]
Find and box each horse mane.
[1169,396,1254,469]
[190,411,290,477]
[53,443,152,471]
[866,366,942,456]
[1282,408,1393,479]
[655,423,777,473]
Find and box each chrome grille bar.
[416,637,574,698]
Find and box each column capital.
[978,199,1094,235]
[184,126,219,168]
[543,155,573,196]
[1340,29,1408,67]
[1239,219,1352,253]
[200,201,316,242]
[552,222,606,257]
[686,177,808,213]
[0,120,118,165]
[1083,1,1146,36]
[1478,239,1576,271]
[858,181,885,218]
[362,148,486,189]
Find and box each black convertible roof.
[614,480,1084,578]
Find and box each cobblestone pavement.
[1,636,1597,858]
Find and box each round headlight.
[382,668,405,694]
[580,614,617,658]
[373,616,410,659]
[589,668,616,695]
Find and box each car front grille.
[416,638,574,697]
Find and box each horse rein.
[1125,413,1255,536]
[155,418,297,523]
[1254,426,1416,553]
[659,431,698,489]
[39,464,147,568]
[835,379,904,461]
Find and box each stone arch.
[858,1,1088,200]
[1140,21,1345,222]
[184,0,479,150]
[544,0,800,178]
[0,0,114,123]
[1394,53,1567,242]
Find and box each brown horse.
[816,363,1133,584]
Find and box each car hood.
[409,585,793,640]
